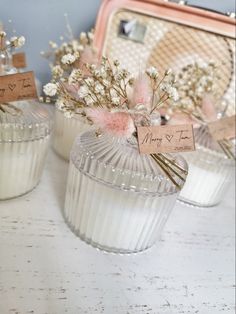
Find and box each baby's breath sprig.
[41,30,96,82]
[171,61,235,160]
[44,56,179,122]
[171,61,219,123]
[145,67,178,114]
[0,31,25,52]
[77,57,134,109]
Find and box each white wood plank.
[0,150,235,314]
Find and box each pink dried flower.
[86,108,135,138]
[201,94,217,122]
[78,46,97,74]
[131,73,151,109]
[63,82,80,100]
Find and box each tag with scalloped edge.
[137,124,195,154]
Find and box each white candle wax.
[53,109,90,161]
[179,150,234,207]
[65,164,179,253]
[64,161,178,254]
[64,131,187,253]
[0,137,50,200]
[0,101,52,200]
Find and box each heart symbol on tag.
[8,84,16,91]
[166,134,173,142]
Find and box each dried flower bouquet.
[44,56,188,188]
[0,31,25,114]
[167,61,235,159]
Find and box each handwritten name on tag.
[12,52,27,68]
[137,124,195,154]
[208,115,236,141]
[0,71,37,103]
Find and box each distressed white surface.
[0,149,235,314]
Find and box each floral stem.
[151,154,181,190]
[150,95,169,114]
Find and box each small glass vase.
[64,130,188,254]
[52,107,90,160]
[0,101,52,200]
[179,126,235,207]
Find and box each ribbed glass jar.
[179,126,235,207]
[52,108,90,160]
[0,101,52,200]
[64,130,188,254]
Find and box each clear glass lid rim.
[194,143,235,165]
[71,130,187,188]
[0,101,53,127]
[69,159,180,197]
[0,102,53,142]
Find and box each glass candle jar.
[52,107,90,160]
[64,130,188,254]
[0,101,53,200]
[179,126,235,207]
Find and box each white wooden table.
[0,149,235,314]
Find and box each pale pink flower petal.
[77,46,98,74]
[62,82,80,100]
[131,73,151,109]
[158,107,168,117]
[201,94,217,122]
[86,108,135,138]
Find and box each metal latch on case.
[227,12,236,18]
[118,20,147,43]
[178,0,188,5]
